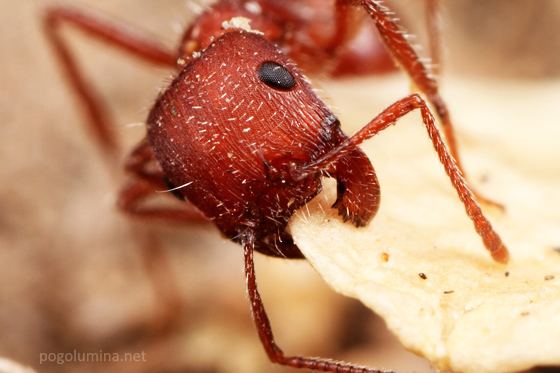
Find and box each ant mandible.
[44,1,509,372]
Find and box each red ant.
[44,1,509,372]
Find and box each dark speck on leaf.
[381,252,389,262]
[443,290,454,294]
[504,271,510,277]
[544,275,555,281]
[418,273,427,280]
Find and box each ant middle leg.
[117,179,206,223]
[242,232,393,373]
[43,6,177,155]
[116,140,208,337]
[43,5,194,344]
[118,139,207,224]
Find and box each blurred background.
[1,1,559,372]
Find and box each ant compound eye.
[257,61,296,91]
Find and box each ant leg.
[117,180,191,339]
[124,138,167,185]
[133,231,185,337]
[330,1,396,76]
[117,178,206,223]
[118,139,207,223]
[425,0,441,77]
[117,141,206,338]
[300,94,509,263]
[242,232,393,373]
[43,6,177,154]
[352,0,502,209]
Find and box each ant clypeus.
[44,0,509,372]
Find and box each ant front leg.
[43,6,177,154]
[242,232,393,373]
[300,94,509,263]
[118,139,207,224]
[347,0,502,209]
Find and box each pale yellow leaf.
[290,77,560,373]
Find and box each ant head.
[148,30,340,195]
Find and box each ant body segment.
[44,1,509,372]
